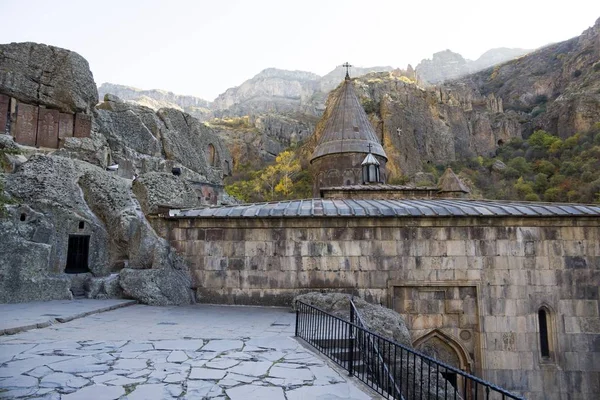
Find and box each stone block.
[0,94,9,133]
[36,108,59,148]
[74,113,92,138]
[58,112,74,145]
[14,102,38,146]
[446,240,466,256]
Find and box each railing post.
[348,300,354,376]
[294,301,299,337]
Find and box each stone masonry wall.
[160,216,600,400]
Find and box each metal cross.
[367,143,372,153]
[342,62,353,79]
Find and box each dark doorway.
[65,235,90,273]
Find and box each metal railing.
[295,300,526,400]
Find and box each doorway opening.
[65,235,90,273]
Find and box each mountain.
[415,48,531,84]
[211,68,321,116]
[454,17,600,139]
[97,83,213,121]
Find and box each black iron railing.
[295,300,526,400]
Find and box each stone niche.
[1,95,89,148]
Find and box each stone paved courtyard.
[0,303,377,399]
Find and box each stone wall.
[159,215,600,400]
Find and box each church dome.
[310,78,387,163]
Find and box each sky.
[1,0,599,101]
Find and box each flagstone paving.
[0,304,377,399]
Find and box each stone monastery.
[0,43,598,400]
[159,73,600,400]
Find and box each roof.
[361,153,380,166]
[310,80,387,162]
[168,198,600,219]
[321,185,437,191]
[438,168,470,193]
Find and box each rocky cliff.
[0,42,231,305]
[454,17,600,139]
[98,83,213,121]
[415,48,531,84]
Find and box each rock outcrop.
[0,204,72,303]
[97,83,213,121]
[415,48,531,85]
[95,95,231,184]
[132,172,200,215]
[0,42,97,113]
[0,42,232,305]
[2,154,193,305]
[456,17,600,139]
[212,68,320,116]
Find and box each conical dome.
[310,79,387,163]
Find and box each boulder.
[491,159,507,173]
[0,42,98,113]
[293,292,460,400]
[132,172,200,215]
[119,267,193,306]
[294,292,411,346]
[0,205,71,303]
[86,274,123,300]
[0,134,19,151]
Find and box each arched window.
[538,308,551,359]
[207,144,216,166]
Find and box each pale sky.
[1,0,599,100]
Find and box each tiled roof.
[169,198,600,218]
[321,185,438,191]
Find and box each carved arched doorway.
[414,330,473,398]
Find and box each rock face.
[0,204,72,303]
[0,42,233,305]
[0,42,98,113]
[212,68,320,116]
[456,17,600,139]
[415,48,531,84]
[132,172,200,215]
[97,83,213,121]
[212,113,317,166]
[2,154,193,305]
[95,95,231,184]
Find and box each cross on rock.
[342,62,353,79]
